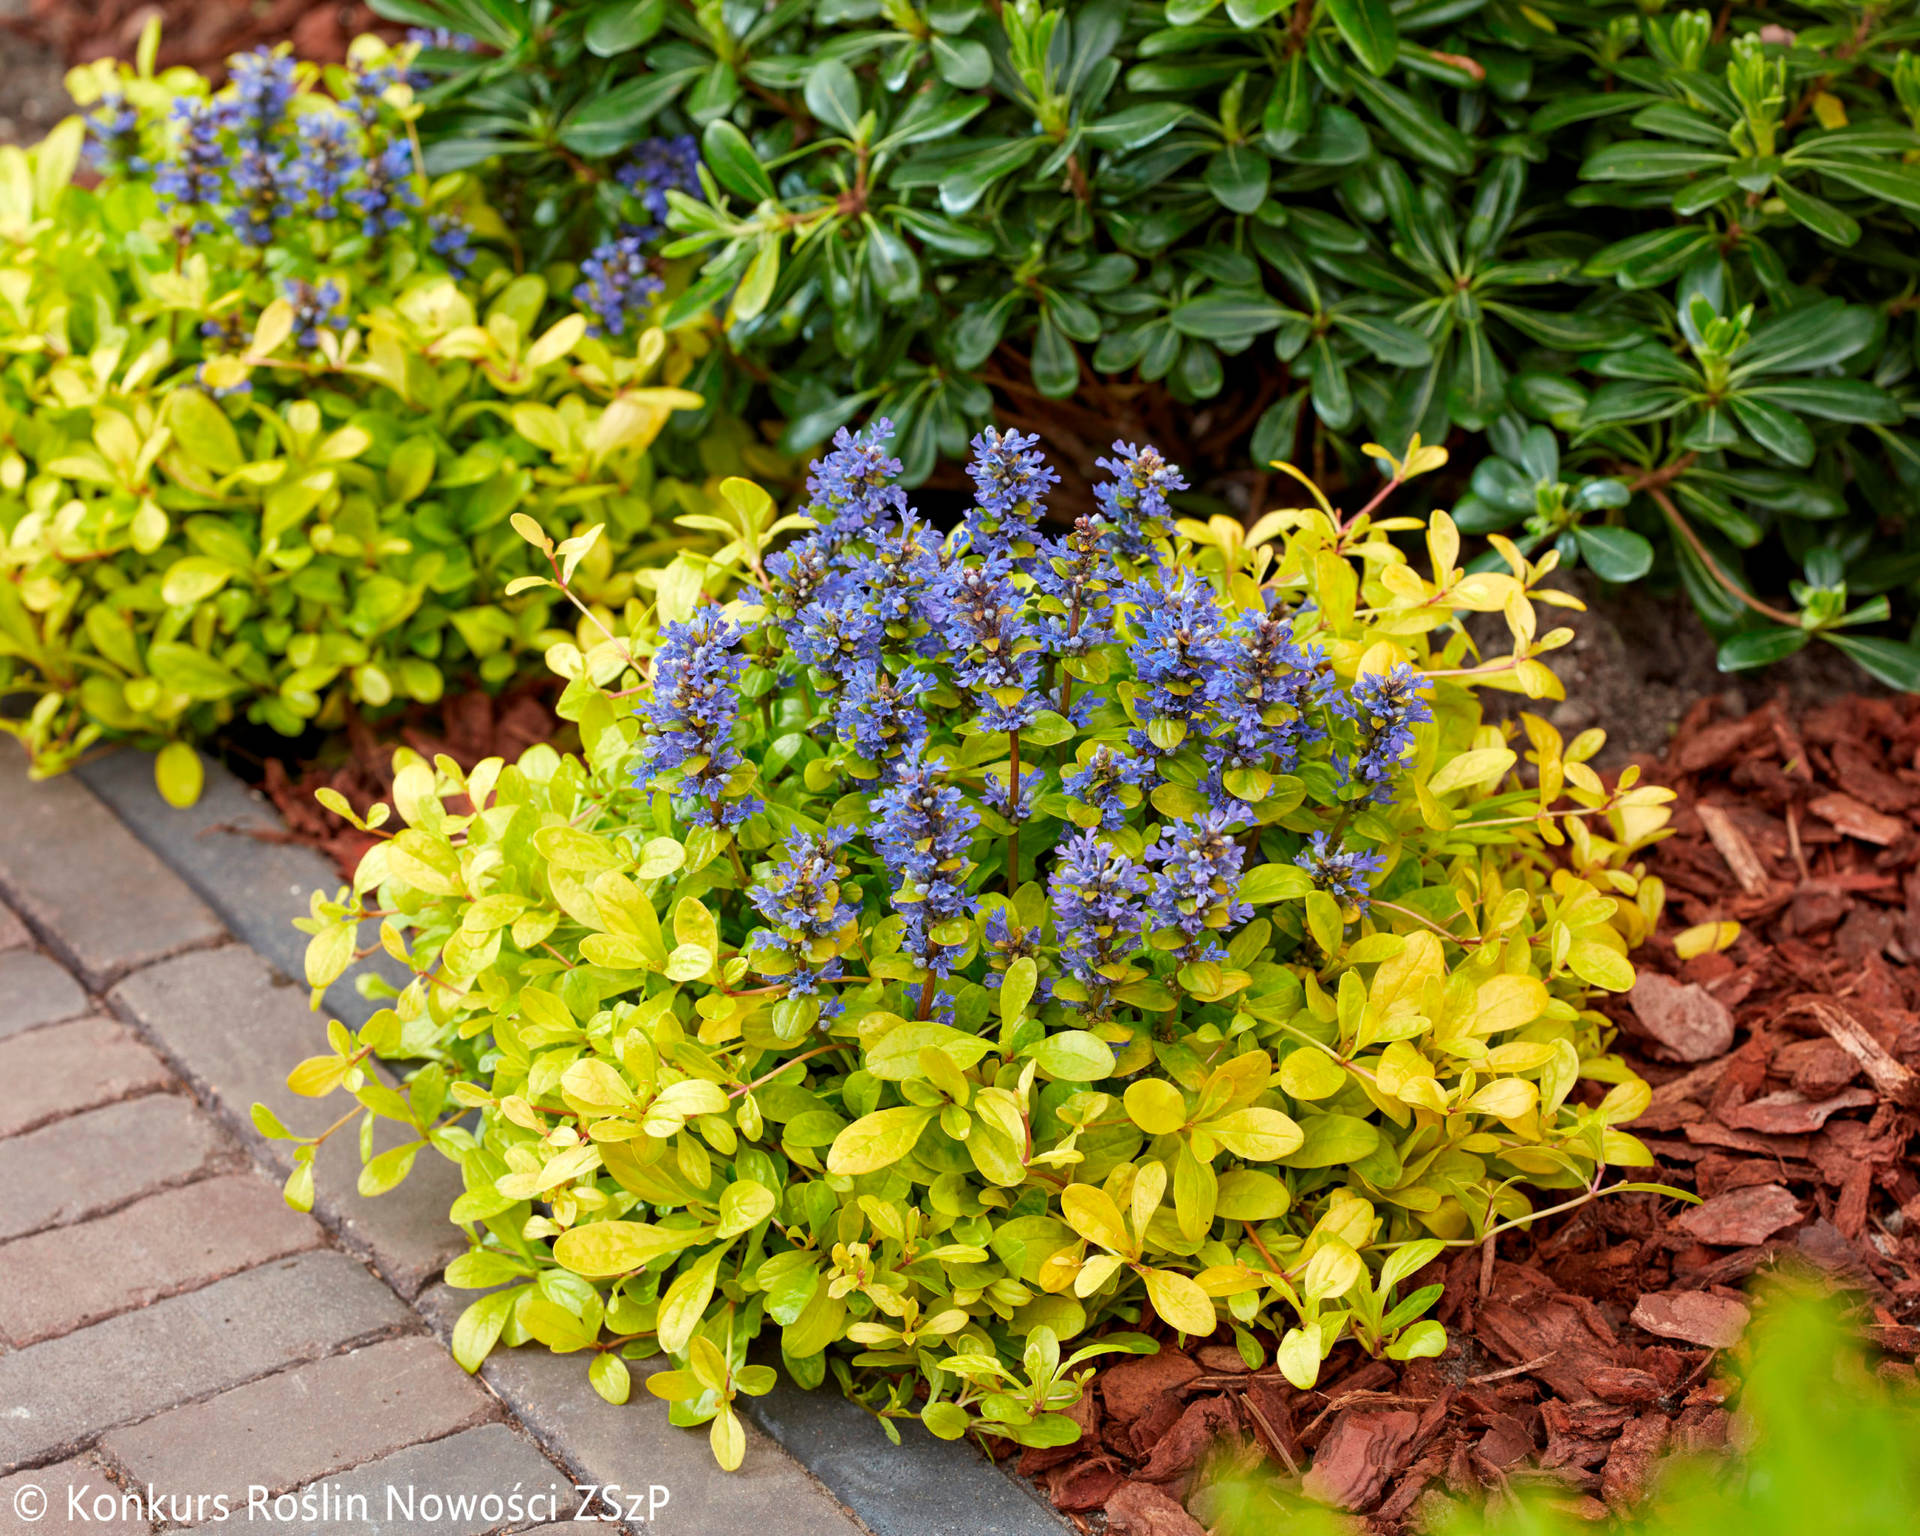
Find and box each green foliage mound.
[282,422,1677,1468]
[0,32,718,799]
[388,0,1920,684]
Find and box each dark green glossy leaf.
[1572,525,1655,583]
[1825,634,1920,690]
[1325,0,1398,75]
[701,121,775,203]
[558,68,700,156]
[1718,627,1811,671]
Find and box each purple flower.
[1294,832,1386,912]
[282,278,347,349]
[937,555,1043,732]
[1048,831,1147,1013]
[746,829,859,1004]
[637,609,760,828]
[1062,744,1151,832]
[572,232,664,337]
[429,214,474,269]
[982,906,1053,1001]
[1034,516,1121,659]
[153,100,226,231]
[1145,812,1252,964]
[1344,664,1433,803]
[961,427,1058,558]
[1121,571,1235,752]
[289,115,358,219]
[1202,610,1337,789]
[344,139,419,237]
[83,93,142,174]
[226,139,289,245]
[617,136,701,226]
[222,49,295,145]
[833,664,930,766]
[872,750,979,977]
[801,420,910,550]
[1094,441,1187,560]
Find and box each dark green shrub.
[383,0,1920,684]
[0,32,730,801]
[283,422,1678,1469]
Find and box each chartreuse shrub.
[388,0,1920,684]
[282,421,1679,1469]
[0,29,721,802]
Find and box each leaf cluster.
[0,38,731,799]
[388,0,1920,681]
[285,432,1680,1470]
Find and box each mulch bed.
[1028,691,1920,1535]
[10,0,393,76]
[250,686,560,875]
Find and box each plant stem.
[1006,732,1021,896]
[1644,485,1800,627]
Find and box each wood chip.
[1789,996,1920,1108]
[1673,1183,1802,1246]
[1808,791,1908,846]
[1630,1291,1751,1350]
[1722,1086,1878,1135]
[1627,973,1735,1062]
[1695,800,1770,896]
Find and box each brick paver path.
[0,749,868,1536]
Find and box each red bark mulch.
[1034,691,1920,1534]
[10,0,395,78]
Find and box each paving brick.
[0,1455,151,1536]
[0,949,89,1040]
[0,903,29,952]
[745,1376,1066,1536]
[414,1286,863,1536]
[75,750,406,1030]
[181,1425,573,1536]
[102,1336,496,1509]
[0,1250,412,1472]
[0,1173,321,1346]
[0,1016,173,1139]
[0,742,224,988]
[0,1095,233,1242]
[110,946,465,1297]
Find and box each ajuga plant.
[378,0,1920,684]
[0,27,722,803]
[283,419,1680,1470]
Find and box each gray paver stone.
[414,1285,864,1536]
[102,1336,496,1509]
[0,1173,321,1346]
[0,903,29,952]
[109,945,465,1296]
[75,749,407,1027]
[0,950,87,1039]
[0,742,223,987]
[0,1455,151,1536]
[0,1016,173,1139]
[0,1250,412,1472]
[744,1375,1067,1536]
[0,1094,234,1242]
[179,1425,573,1536]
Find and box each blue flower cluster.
[1344,664,1435,803]
[637,610,760,828]
[747,830,859,1011]
[1295,832,1387,912]
[1048,832,1148,1014]
[1145,812,1253,964]
[571,137,702,338]
[670,422,1445,1027]
[282,278,347,349]
[872,752,981,978]
[124,46,460,260]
